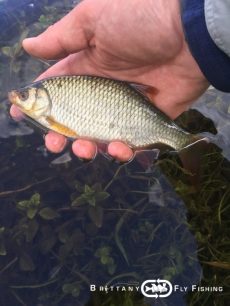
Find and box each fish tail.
[184,134,210,150]
[178,135,211,185]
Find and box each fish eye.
[18,91,29,101]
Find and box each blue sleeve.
[181,0,230,92]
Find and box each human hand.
[10,0,209,161]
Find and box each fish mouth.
[8,90,19,105]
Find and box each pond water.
[0,1,229,305]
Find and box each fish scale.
[9,75,195,149]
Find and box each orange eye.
[19,91,29,101]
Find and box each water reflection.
[0,148,202,305]
[0,0,229,306]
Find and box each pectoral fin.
[46,116,78,138]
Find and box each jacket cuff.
[181,0,230,92]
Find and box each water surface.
[0,1,229,305]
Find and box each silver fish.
[8,75,200,150]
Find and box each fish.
[145,284,167,293]
[8,75,204,152]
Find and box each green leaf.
[95,246,110,258]
[12,63,21,73]
[107,257,115,266]
[0,227,5,235]
[95,191,110,202]
[18,193,40,215]
[1,46,13,57]
[13,28,29,55]
[27,207,38,219]
[88,206,103,228]
[17,200,29,210]
[71,195,87,207]
[101,255,109,265]
[19,253,35,271]
[30,193,41,206]
[84,184,92,194]
[26,220,39,242]
[39,208,59,220]
[108,262,116,275]
[87,197,96,206]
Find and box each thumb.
[23,2,95,59]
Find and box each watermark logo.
[90,281,223,298]
[141,279,173,298]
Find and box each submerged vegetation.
[0,0,229,305]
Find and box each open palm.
[11,0,209,161]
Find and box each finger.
[10,105,25,121]
[72,139,97,160]
[45,131,67,153]
[22,2,95,59]
[107,141,133,162]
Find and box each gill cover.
[14,86,52,119]
[29,87,52,118]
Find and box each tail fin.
[178,136,212,185]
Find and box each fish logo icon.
[141,279,173,298]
